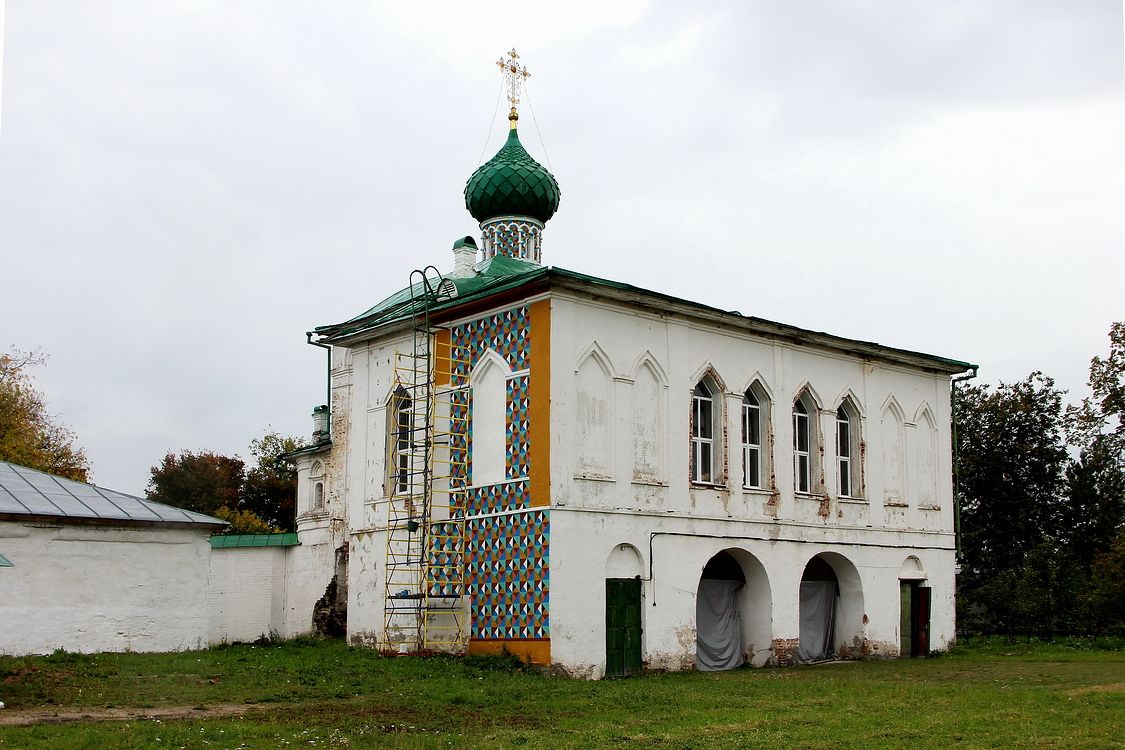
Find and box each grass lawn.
[0,637,1122,749]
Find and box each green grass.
[1,638,1122,749]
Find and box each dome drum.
[481,216,543,264]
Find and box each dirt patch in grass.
[1065,682,1125,696]
[0,703,267,728]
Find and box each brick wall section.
[772,638,800,667]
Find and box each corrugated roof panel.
[0,461,227,528]
[0,552,12,567]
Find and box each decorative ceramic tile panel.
[426,521,463,597]
[449,388,470,510]
[506,375,531,479]
[464,480,530,517]
[465,509,549,640]
[451,306,530,386]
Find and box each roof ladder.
[381,267,470,654]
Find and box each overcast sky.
[1,1,1122,496]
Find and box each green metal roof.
[315,254,544,341]
[210,533,300,549]
[0,552,12,567]
[464,128,560,223]
[312,261,974,374]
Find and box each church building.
[284,51,975,677]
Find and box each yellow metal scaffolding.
[380,267,470,653]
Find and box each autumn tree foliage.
[146,451,245,517]
[0,348,90,481]
[146,430,302,533]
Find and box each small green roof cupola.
[464,50,560,265]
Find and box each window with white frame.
[389,387,412,496]
[793,390,819,494]
[836,398,862,498]
[742,386,769,489]
[691,380,720,483]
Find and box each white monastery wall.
[208,546,288,643]
[0,522,211,655]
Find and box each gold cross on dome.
[496,48,531,124]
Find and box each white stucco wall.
[0,521,212,656]
[208,546,289,644]
[545,291,961,676]
[549,508,956,678]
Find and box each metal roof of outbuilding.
[0,461,227,529]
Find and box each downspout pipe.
[306,331,332,432]
[950,365,979,562]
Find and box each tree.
[146,451,245,517]
[145,430,303,534]
[240,430,302,532]
[1069,321,1125,457]
[955,372,1072,635]
[0,347,90,481]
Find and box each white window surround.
[793,390,819,495]
[835,399,862,499]
[691,379,722,484]
[389,387,412,497]
[741,384,770,490]
[691,383,715,483]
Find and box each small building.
[284,53,976,676]
[0,460,225,655]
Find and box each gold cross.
[496,48,530,125]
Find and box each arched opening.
[798,552,865,662]
[696,549,773,671]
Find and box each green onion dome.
[464,127,561,224]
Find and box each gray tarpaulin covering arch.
[696,551,746,671]
[798,581,837,663]
[696,579,744,670]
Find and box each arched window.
[310,460,325,510]
[836,398,862,498]
[793,389,819,494]
[388,387,412,496]
[741,382,771,489]
[691,379,721,484]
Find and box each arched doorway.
[605,544,644,678]
[898,556,930,657]
[798,552,865,663]
[696,549,772,671]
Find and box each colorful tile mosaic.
[506,375,531,479]
[465,480,530,517]
[465,509,549,640]
[448,388,470,498]
[426,521,463,597]
[451,306,530,386]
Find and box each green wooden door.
[606,578,642,677]
[899,582,912,656]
